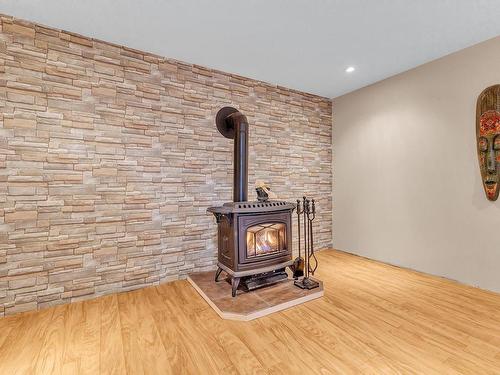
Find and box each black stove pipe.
[215,107,248,202]
[231,112,249,202]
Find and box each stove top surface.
[207,200,295,214]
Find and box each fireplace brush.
[293,196,319,290]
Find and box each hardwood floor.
[1,249,500,374]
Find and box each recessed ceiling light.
[345,66,355,73]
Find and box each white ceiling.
[1,0,500,98]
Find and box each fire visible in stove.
[246,223,287,257]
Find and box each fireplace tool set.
[292,196,320,289]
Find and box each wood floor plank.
[33,304,66,374]
[99,295,126,375]
[62,298,101,375]
[0,249,500,374]
[117,289,172,375]
[0,308,55,374]
[146,287,219,375]
[0,314,22,350]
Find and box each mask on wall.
[477,85,500,201]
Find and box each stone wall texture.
[0,14,332,316]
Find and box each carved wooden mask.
[477,85,500,201]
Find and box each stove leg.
[231,277,241,297]
[215,267,223,282]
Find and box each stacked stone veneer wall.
[0,14,332,316]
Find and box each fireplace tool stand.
[294,196,319,290]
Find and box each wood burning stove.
[208,107,295,297]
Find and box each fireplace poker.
[292,199,305,278]
[303,197,309,276]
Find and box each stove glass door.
[246,223,286,258]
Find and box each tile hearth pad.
[187,271,324,321]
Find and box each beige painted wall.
[333,36,500,292]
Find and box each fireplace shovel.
[292,199,305,279]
